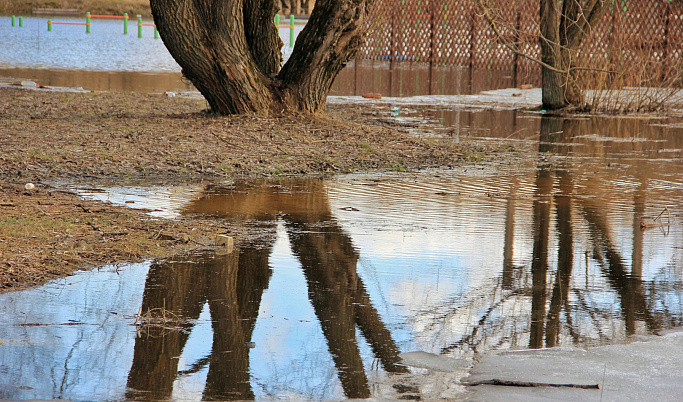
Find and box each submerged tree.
[150,0,372,115]
[478,0,607,110]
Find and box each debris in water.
[464,379,599,389]
[640,206,671,236]
[363,93,382,99]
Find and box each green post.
[123,13,128,34]
[47,19,52,31]
[18,16,23,27]
[154,26,159,39]
[137,15,142,38]
[11,15,15,27]
[86,12,91,33]
[289,15,295,47]
[275,14,280,27]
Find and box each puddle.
[1,113,682,400]
[73,183,206,219]
[0,67,194,92]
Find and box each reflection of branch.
[580,204,661,334]
[563,300,581,344]
[571,288,610,343]
[177,355,211,376]
[441,288,527,354]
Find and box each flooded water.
[1,113,682,400]
[0,16,525,94]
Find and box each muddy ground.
[0,86,514,292]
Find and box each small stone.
[24,183,35,190]
[216,234,234,247]
[216,234,234,254]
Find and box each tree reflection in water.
[126,180,406,400]
[441,115,681,354]
[125,115,682,398]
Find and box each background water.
[0,15,515,95]
[0,16,303,72]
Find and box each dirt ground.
[0,86,512,292]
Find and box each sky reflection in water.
[0,113,682,400]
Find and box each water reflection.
[0,113,681,399]
[127,180,406,399]
[127,250,270,400]
[439,115,682,354]
[0,67,193,92]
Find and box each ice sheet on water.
[328,88,542,110]
[464,329,683,401]
[399,351,470,372]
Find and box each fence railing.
[358,0,682,83]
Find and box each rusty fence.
[356,0,683,87]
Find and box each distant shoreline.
[0,1,152,18]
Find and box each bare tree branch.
[475,0,614,74]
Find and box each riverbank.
[0,0,152,18]
[0,86,509,292]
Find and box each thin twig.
[474,0,616,75]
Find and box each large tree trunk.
[539,0,607,110]
[150,0,372,116]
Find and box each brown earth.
[0,86,514,293]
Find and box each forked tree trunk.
[150,0,372,115]
[539,0,607,109]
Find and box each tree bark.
[150,0,372,116]
[540,0,564,109]
[539,0,608,109]
[279,0,372,112]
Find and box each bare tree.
[478,0,608,110]
[150,0,372,115]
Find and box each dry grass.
[0,87,483,182]
[0,0,151,17]
[134,305,194,335]
[0,181,255,293]
[571,15,683,113]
